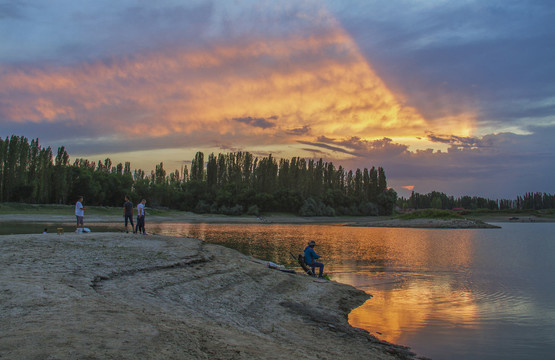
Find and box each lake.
[3,221,554,359]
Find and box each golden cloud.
[0,17,472,147]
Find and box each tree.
[52,146,71,203]
[190,152,204,182]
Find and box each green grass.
[464,208,555,219]
[397,209,464,220]
[0,203,75,215]
[0,202,178,216]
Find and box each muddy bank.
[0,233,420,359]
[0,212,502,230]
[349,218,500,229]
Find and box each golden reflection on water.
[153,223,481,344]
[346,277,479,343]
[329,228,479,343]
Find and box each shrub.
[219,204,243,215]
[299,198,336,217]
[359,202,379,216]
[247,204,260,216]
[194,200,212,214]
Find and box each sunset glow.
[1,1,553,198]
[0,29,434,140]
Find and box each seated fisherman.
[304,240,324,277]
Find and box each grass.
[396,208,555,221]
[0,203,76,215]
[0,202,178,216]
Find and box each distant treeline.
[0,135,397,216]
[398,191,555,211]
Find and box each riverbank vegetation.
[2,135,554,217]
[398,190,555,211]
[0,135,396,216]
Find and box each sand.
[0,232,421,360]
[349,218,501,229]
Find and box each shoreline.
[348,218,502,229]
[0,232,419,359]
[1,212,553,229]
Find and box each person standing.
[75,196,85,233]
[123,196,134,233]
[304,240,324,278]
[135,199,147,235]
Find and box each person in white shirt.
[135,199,147,235]
[75,196,85,232]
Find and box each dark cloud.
[232,116,276,129]
[0,1,26,19]
[2,2,215,65]
[217,144,242,152]
[286,125,311,135]
[301,147,326,155]
[297,140,359,156]
[339,127,555,198]
[426,133,486,148]
[316,136,409,155]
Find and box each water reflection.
[150,223,486,347]
[4,221,554,359]
[146,222,555,360]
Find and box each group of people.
[73,196,326,277]
[123,196,147,234]
[74,196,147,234]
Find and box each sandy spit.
[0,233,421,360]
[349,218,501,229]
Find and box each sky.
[1,0,554,199]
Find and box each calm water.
[3,221,554,359]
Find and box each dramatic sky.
[1,0,554,198]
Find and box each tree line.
[398,191,555,211]
[0,135,397,216]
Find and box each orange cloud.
[0,6,474,154]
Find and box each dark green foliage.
[247,204,260,216]
[10,135,555,215]
[299,198,335,217]
[4,135,554,216]
[398,190,555,211]
[219,204,244,216]
[378,188,398,215]
[194,200,212,214]
[0,134,395,215]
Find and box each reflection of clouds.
[348,276,479,344]
[333,229,477,343]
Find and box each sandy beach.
[0,232,420,359]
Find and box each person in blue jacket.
[304,240,324,277]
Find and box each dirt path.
[0,233,420,359]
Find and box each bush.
[194,200,212,214]
[299,198,335,217]
[219,204,243,215]
[247,204,260,216]
[359,202,379,216]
